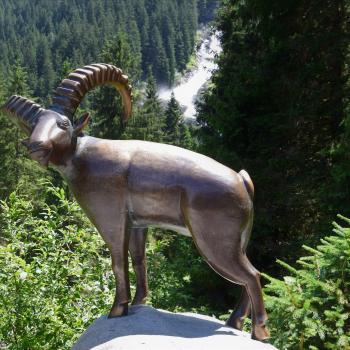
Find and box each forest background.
[0,0,350,349]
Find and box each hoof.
[108,303,129,318]
[131,294,147,306]
[252,324,270,341]
[226,315,244,331]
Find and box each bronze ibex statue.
[1,64,269,341]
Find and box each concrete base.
[73,305,277,350]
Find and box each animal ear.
[73,113,90,136]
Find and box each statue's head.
[20,108,90,167]
[1,64,132,167]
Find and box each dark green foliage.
[165,92,182,136]
[149,26,171,83]
[119,70,165,142]
[7,60,32,97]
[146,230,236,315]
[0,114,18,197]
[0,62,48,200]
[0,0,215,87]
[179,123,197,150]
[263,215,350,349]
[89,32,138,140]
[197,0,350,272]
[197,0,218,23]
[163,92,197,148]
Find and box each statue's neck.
[49,136,78,167]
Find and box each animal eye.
[58,119,70,130]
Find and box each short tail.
[239,169,254,252]
[239,169,254,200]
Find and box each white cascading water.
[159,29,222,121]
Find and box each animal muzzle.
[26,141,53,168]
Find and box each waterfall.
[159,29,222,121]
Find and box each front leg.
[92,208,131,318]
[71,186,133,317]
[129,227,148,305]
[107,216,131,318]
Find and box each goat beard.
[29,148,52,168]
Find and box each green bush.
[146,229,237,316]
[0,184,222,349]
[263,215,350,349]
[0,185,114,349]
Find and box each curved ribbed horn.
[1,95,44,134]
[50,63,132,122]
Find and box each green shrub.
[263,215,350,349]
[146,229,235,316]
[0,184,220,349]
[0,185,114,349]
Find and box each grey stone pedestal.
[73,305,277,350]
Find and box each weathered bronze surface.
[1,63,269,341]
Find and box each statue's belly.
[130,218,191,237]
[153,223,191,237]
[128,187,187,234]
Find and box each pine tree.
[161,14,177,85]
[8,60,32,97]
[164,92,182,144]
[90,32,140,140]
[138,69,164,142]
[179,123,196,150]
[35,37,55,101]
[197,0,350,270]
[119,68,164,142]
[6,60,33,187]
[100,31,141,82]
[0,0,214,98]
[263,215,350,349]
[0,69,5,105]
[0,62,46,198]
[59,59,75,82]
[151,25,170,83]
[127,19,142,81]
[175,30,186,72]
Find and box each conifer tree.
[90,32,140,140]
[138,68,164,142]
[197,0,350,269]
[8,60,32,97]
[164,92,182,144]
[7,60,33,184]
[127,19,142,79]
[59,59,75,82]
[151,25,170,83]
[0,62,46,198]
[179,123,196,150]
[175,30,186,71]
[35,37,55,101]
[0,70,15,196]
[263,215,350,349]
[119,68,164,142]
[0,0,217,96]
[0,70,5,105]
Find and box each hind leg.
[222,254,269,341]
[240,256,269,340]
[187,216,269,340]
[226,287,251,330]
